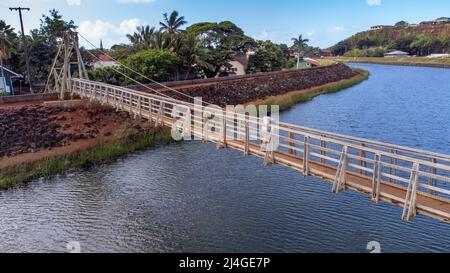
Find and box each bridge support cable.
[76,32,215,107]
[73,34,281,142]
[72,44,180,103]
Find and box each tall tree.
[247,40,285,73]
[127,25,156,50]
[291,34,309,68]
[159,11,187,34]
[126,32,142,48]
[153,32,173,50]
[180,34,212,80]
[186,21,255,77]
[0,20,18,60]
[39,9,76,43]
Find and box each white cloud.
[118,0,157,3]
[327,26,345,33]
[67,0,81,5]
[77,18,143,48]
[306,30,315,37]
[257,30,269,40]
[367,0,381,6]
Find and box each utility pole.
[9,7,34,94]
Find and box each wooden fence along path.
[71,78,450,223]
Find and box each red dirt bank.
[0,100,150,170]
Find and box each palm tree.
[159,10,187,35]
[127,25,155,50]
[153,32,172,50]
[127,32,142,49]
[170,33,185,54]
[0,21,17,85]
[291,34,310,68]
[0,20,16,60]
[137,25,155,49]
[180,34,212,80]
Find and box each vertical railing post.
[371,154,381,203]
[320,135,326,164]
[244,121,250,155]
[120,92,124,111]
[428,158,437,194]
[148,99,153,127]
[105,87,110,105]
[359,144,366,175]
[303,136,310,176]
[156,102,164,127]
[288,132,295,155]
[138,96,142,118]
[203,116,209,143]
[218,114,227,149]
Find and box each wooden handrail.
[70,78,450,222]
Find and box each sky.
[1,0,450,49]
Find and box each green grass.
[315,58,339,66]
[0,127,174,189]
[260,68,369,111]
[335,56,450,67]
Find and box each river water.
[1,63,449,253]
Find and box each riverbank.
[250,68,369,111]
[0,64,366,189]
[334,57,450,69]
[0,101,173,189]
[133,63,358,106]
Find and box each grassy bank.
[0,127,174,189]
[257,68,369,111]
[335,57,450,68]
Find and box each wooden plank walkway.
[70,78,450,223]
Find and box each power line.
[9,7,33,94]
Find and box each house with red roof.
[93,54,118,69]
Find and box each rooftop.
[97,54,115,62]
[385,50,410,55]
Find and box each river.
[1,63,450,253]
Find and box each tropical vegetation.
[0,9,322,89]
[330,22,450,57]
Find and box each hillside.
[330,23,450,57]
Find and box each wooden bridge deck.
[69,79,450,223]
[228,140,450,222]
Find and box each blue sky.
[1,0,450,49]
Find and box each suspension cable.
[74,33,281,130]
[76,32,212,105]
[76,43,184,102]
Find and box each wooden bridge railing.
[70,78,450,223]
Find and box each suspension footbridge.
[46,31,450,223]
